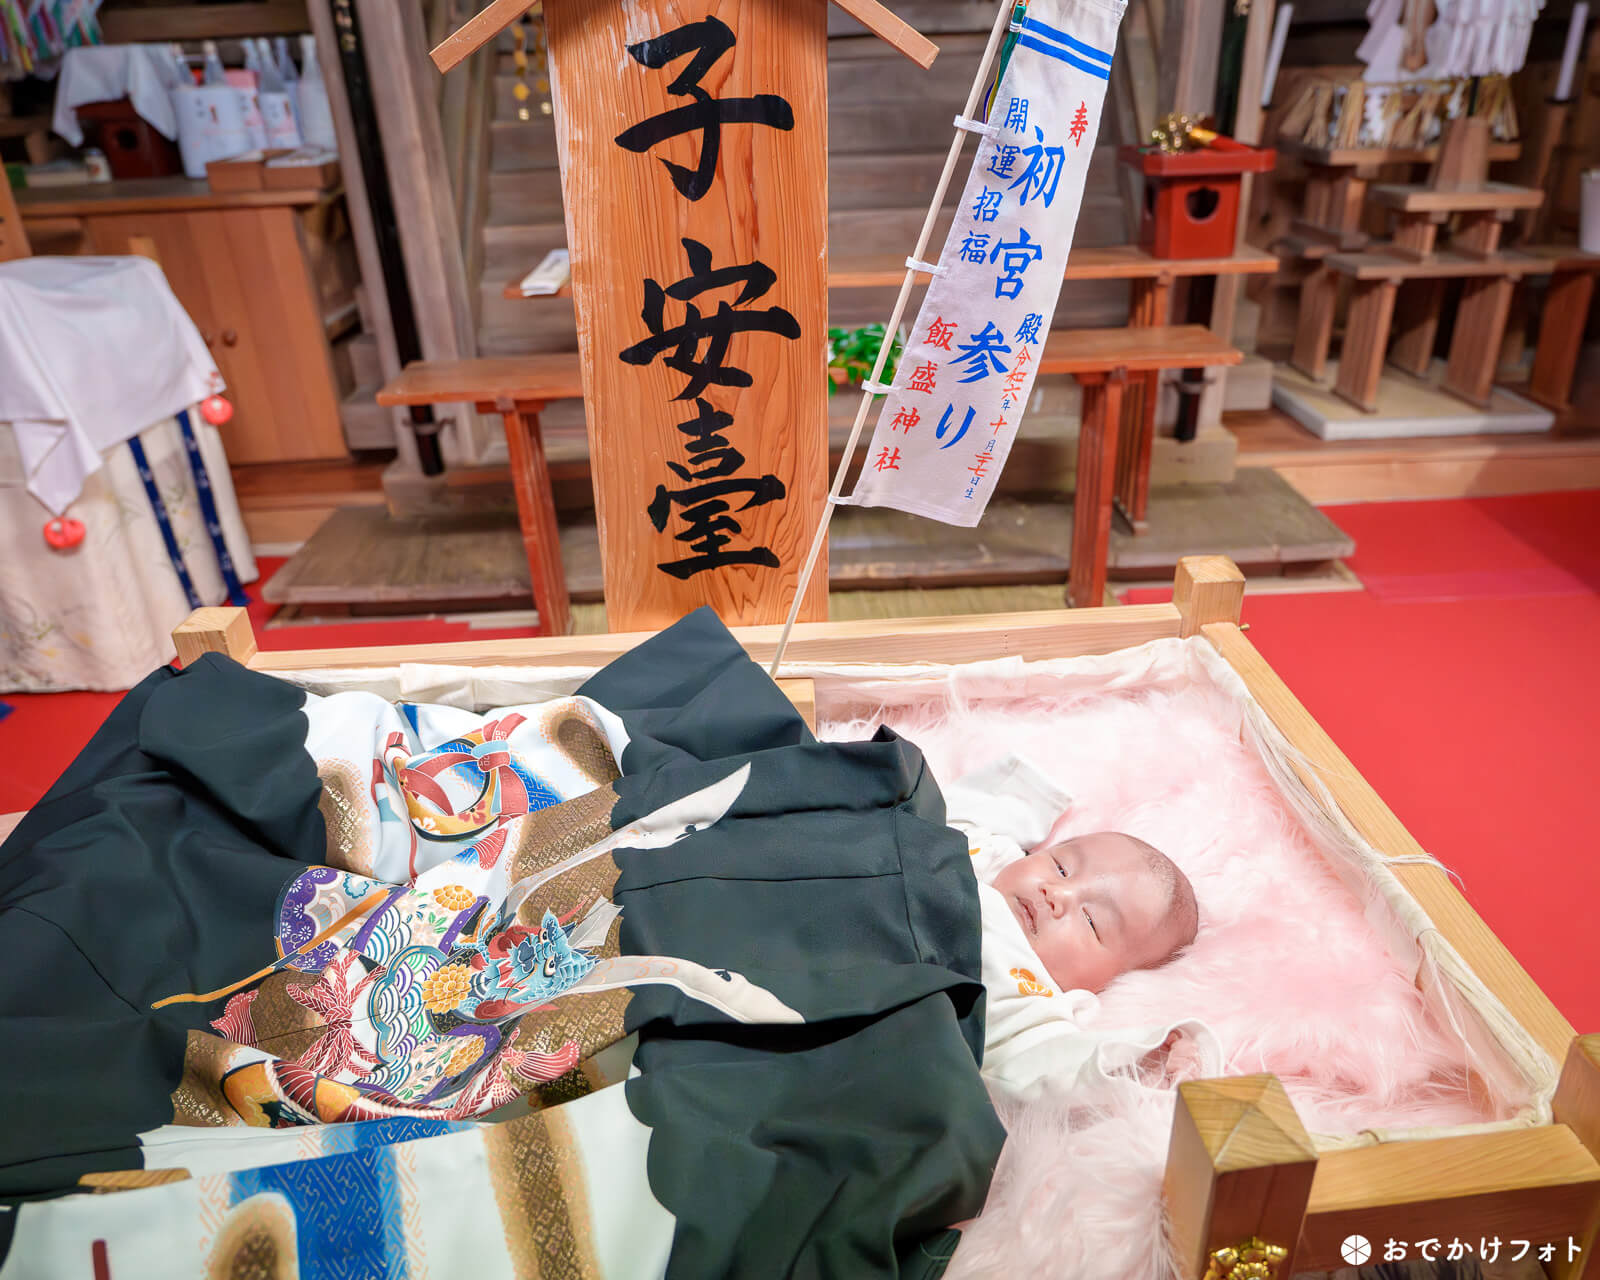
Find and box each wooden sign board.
[545,0,830,631]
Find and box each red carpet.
[5,492,1598,1032]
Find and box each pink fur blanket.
[815,645,1529,1280]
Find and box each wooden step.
[1232,406,1600,503]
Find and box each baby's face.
[992,831,1183,994]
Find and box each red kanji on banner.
[907,362,938,394]
[990,415,1008,435]
[1069,102,1089,146]
[890,406,921,433]
[874,446,903,472]
[925,317,957,351]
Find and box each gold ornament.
[1149,112,1217,153]
[1201,1237,1288,1280]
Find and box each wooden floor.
[264,469,1353,614]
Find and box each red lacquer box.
[1120,137,1276,259]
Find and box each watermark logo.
[1341,1236,1372,1265]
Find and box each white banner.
[846,0,1126,526]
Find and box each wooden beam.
[172,608,260,667]
[1174,556,1244,637]
[824,0,939,67]
[1201,621,1577,1063]
[432,0,939,71]
[241,604,1187,673]
[99,1,307,42]
[1163,1075,1316,1280]
[1554,1036,1600,1280]
[775,678,817,730]
[1163,0,1223,118]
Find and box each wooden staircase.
[474,20,1139,360]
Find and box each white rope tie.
[905,256,941,275]
[953,113,999,139]
[860,379,896,396]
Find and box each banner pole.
[767,0,1019,677]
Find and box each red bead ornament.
[200,394,234,426]
[43,517,86,550]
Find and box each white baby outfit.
[942,756,1222,1100]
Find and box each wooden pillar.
[543,0,829,631]
[1174,556,1244,637]
[1117,275,1171,530]
[1553,1035,1600,1280]
[172,608,259,667]
[0,177,30,262]
[351,0,485,465]
[1519,100,1571,242]
[490,397,572,637]
[1069,369,1125,609]
[1201,0,1275,429]
[1290,267,1340,382]
[304,0,416,469]
[1454,211,1503,258]
[1163,1075,1317,1280]
[1389,280,1445,377]
[1441,275,1517,408]
[1334,278,1399,412]
[1530,269,1597,415]
[1386,219,1442,378]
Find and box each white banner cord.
[768,0,1020,676]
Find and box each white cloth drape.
[0,257,220,515]
[51,44,186,146]
[0,415,258,693]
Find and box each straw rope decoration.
[1277,72,1519,148]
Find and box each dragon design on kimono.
[199,764,803,1128]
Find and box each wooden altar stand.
[1286,121,1600,416]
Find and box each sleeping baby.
[943,757,1221,1099]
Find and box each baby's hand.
[1138,1029,1206,1088]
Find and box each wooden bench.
[381,324,1239,621]
[378,356,583,637]
[505,242,1276,530]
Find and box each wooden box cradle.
[154,556,1600,1280]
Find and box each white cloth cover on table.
[0,256,219,515]
[51,44,185,147]
[0,415,258,692]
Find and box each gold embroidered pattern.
[514,987,632,1090]
[247,970,326,1062]
[544,703,620,788]
[206,1193,297,1280]
[510,784,619,889]
[531,1066,593,1109]
[317,758,372,874]
[171,1031,233,1127]
[486,1108,600,1280]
